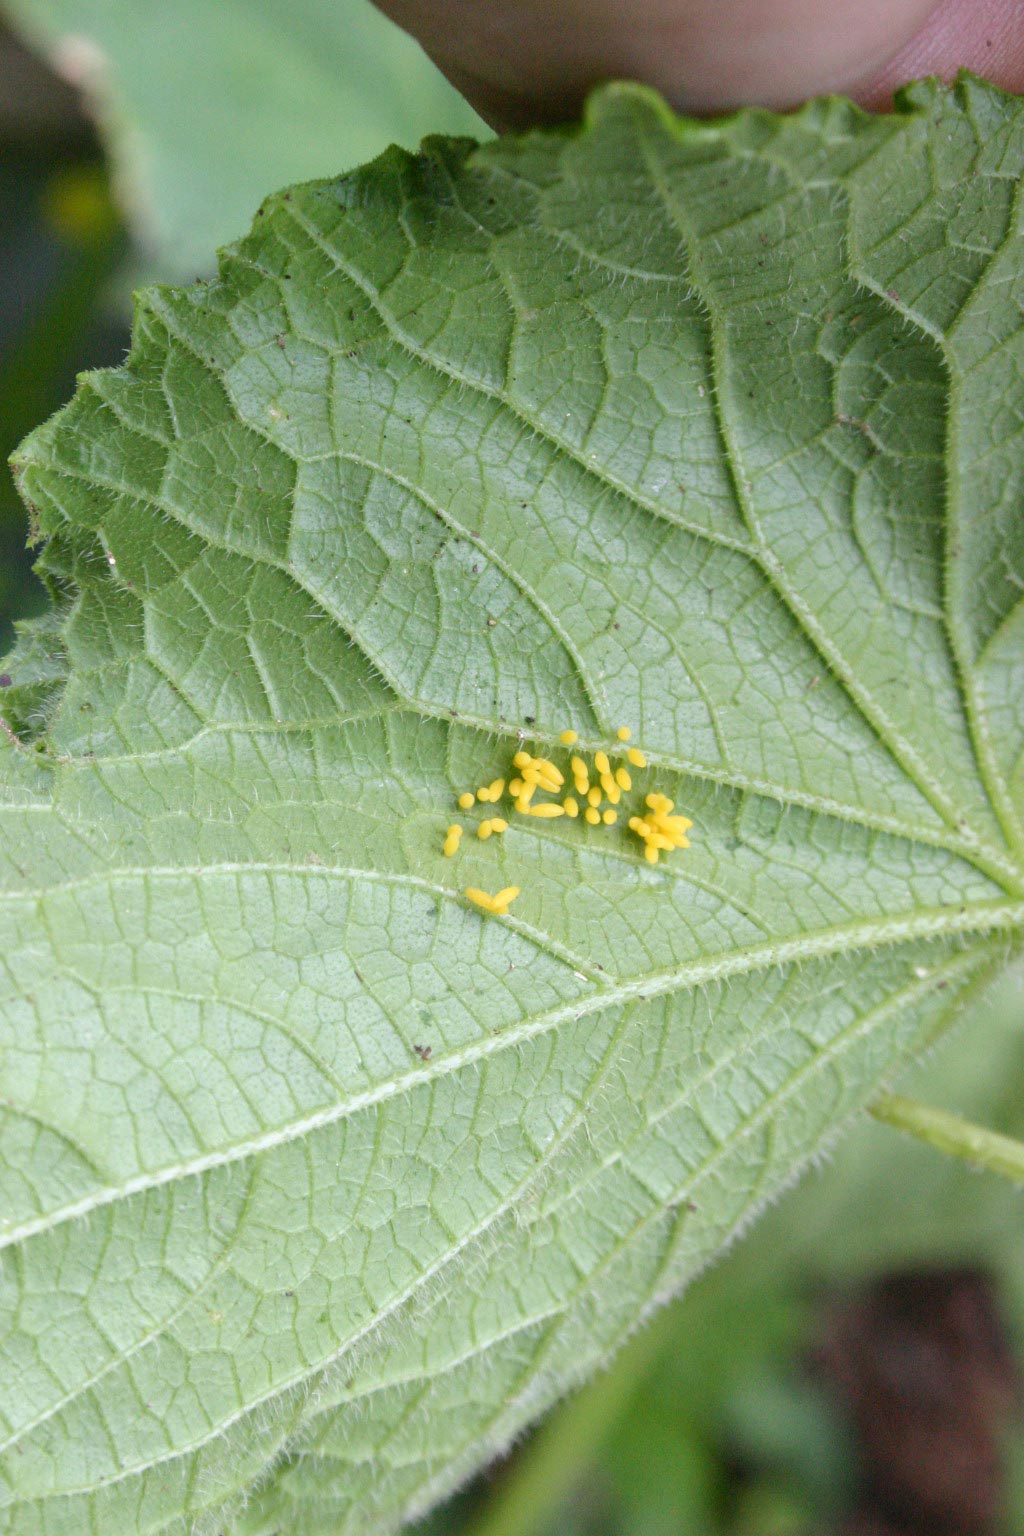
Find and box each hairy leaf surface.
[1,77,1023,1536]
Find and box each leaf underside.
[1,75,1023,1536]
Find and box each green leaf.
[2,76,1024,1536]
[1,0,486,278]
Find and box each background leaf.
[1,77,1023,1535]
[0,0,486,278]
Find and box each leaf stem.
[870,1093,1024,1185]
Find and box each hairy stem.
[871,1093,1024,1185]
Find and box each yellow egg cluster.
[444,725,693,914]
[628,794,694,864]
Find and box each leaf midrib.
[2,877,1021,1254]
[5,936,999,1507]
[284,935,1005,1525]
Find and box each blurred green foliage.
[2,0,486,279]
[0,151,124,649]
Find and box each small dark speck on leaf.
[284,1289,294,1297]
[472,563,479,573]
[524,715,535,726]
[275,335,287,348]
[414,1043,432,1061]
[886,287,899,301]
[0,675,10,688]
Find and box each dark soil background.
[819,1270,1019,1535]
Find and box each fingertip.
[853,0,1024,107]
